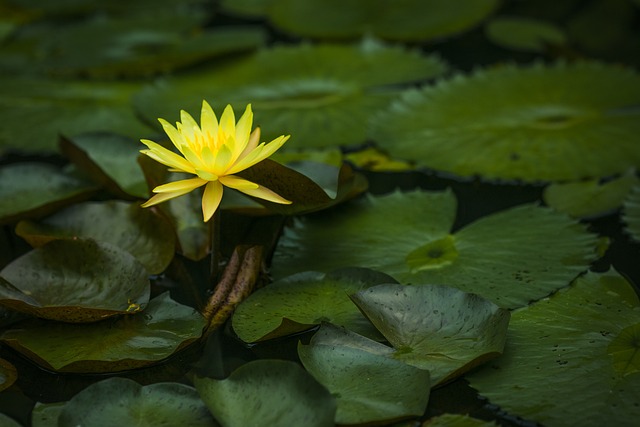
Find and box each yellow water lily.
[140,101,291,221]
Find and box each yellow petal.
[234,104,253,152]
[214,143,233,175]
[237,185,292,205]
[140,139,195,173]
[235,127,261,163]
[158,118,186,153]
[180,109,200,143]
[200,100,219,141]
[202,180,224,222]
[152,177,206,193]
[141,190,190,208]
[219,175,259,190]
[226,134,289,175]
[180,145,207,171]
[219,104,236,138]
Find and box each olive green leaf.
[31,402,65,427]
[194,359,336,427]
[298,326,431,425]
[133,38,448,149]
[55,378,217,427]
[0,163,97,224]
[467,269,640,426]
[16,200,176,274]
[484,16,566,52]
[0,358,17,392]
[352,284,510,385]
[371,61,640,182]
[232,267,396,342]
[273,189,598,308]
[0,292,205,372]
[59,133,148,199]
[623,183,640,243]
[0,77,151,154]
[0,239,150,322]
[543,169,639,219]
[268,0,499,42]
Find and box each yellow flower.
[140,101,291,221]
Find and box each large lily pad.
[59,133,148,199]
[371,61,640,182]
[133,39,448,149]
[267,0,499,42]
[0,76,151,153]
[53,378,216,427]
[0,163,97,224]
[352,284,510,385]
[273,189,598,308]
[194,359,336,427]
[298,325,431,425]
[232,267,395,342]
[0,239,150,322]
[623,183,640,243]
[15,200,176,274]
[467,269,640,426]
[0,292,205,372]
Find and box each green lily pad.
[371,61,640,182]
[0,413,21,427]
[232,267,396,343]
[31,402,65,427]
[15,200,176,274]
[0,358,17,392]
[0,239,150,322]
[268,0,499,41]
[194,359,336,427]
[53,378,216,427]
[133,38,448,149]
[273,189,598,308]
[352,284,510,385]
[543,169,639,218]
[467,269,640,426]
[485,16,566,52]
[0,292,205,372]
[608,323,640,377]
[59,133,148,199]
[623,183,640,243]
[423,413,498,426]
[298,326,431,425]
[0,77,152,154]
[0,163,97,224]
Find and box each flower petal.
[152,177,206,193]
[226,135,290,174]
[219,175,259,190]
[235,127,261,163]
[140,139,195,173]
[219,104,236,138]
[158,119,186,153]
[180,109,200,143]
[200,100,219,141]
[141,189,192,208]
[234,104,253,152]
[236,185,292,205]
[214,143,234,175]
[202,180,224,222]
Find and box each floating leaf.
[0,292,205,372]
[31,402,65,427]
[608,323,640,377]
[0,163,96,224]
[267,0,499,41]
[0,239,150,322]
[52,378,216,427]
[623,183,640,243]
[232,267,395,342]
[423,413,498,426]
[194,359,336,427]
[59,133,148,199]
[0,77,151,154]
[484,16,566,52]
[371,61,640,182]
[298,326,431,425]
[0,358,17,392]
[134,39,448,149]
[0,413,21,427]
[543,170,639,218]
[273,189,598,308]
[352,284,510,385]
[467,269,640,426]
[16,200,176,274]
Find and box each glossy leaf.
[0,292,205,372]
[16,200,176,274]
[298,325,430,424]
[273,189,598,308]
[0,163,96,224]
[194,360,336,427]
[56,378,216,427]
[232,267,395,342]
[0,239,150,322]
[467,269,640,426]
